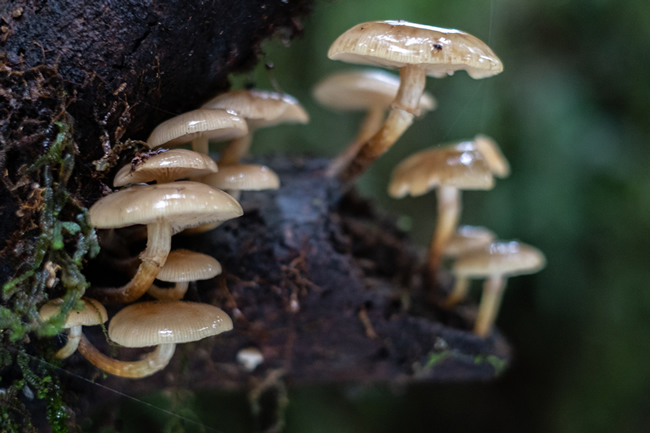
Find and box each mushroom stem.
[336,64,426,182]
[192,136,209,155]
[429,186,461,276]
[220,132,253,166]
[78,334,176,378]
[93,221,172,304]
[54,326,82,359]
[445,277,470,308]
[327,106,385,177]
[147,282,189,301]
[474,274,507,337]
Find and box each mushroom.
[113,149,218,186]
[77,301,232,378]
[146,109,248,155]
[89,181,242,303]
[473,134,510,178]
[236,347,264,372]
[311,69,436,176]
[147,249,222,301]
[388,141,494,275]
[453,241,546,337]
[39,298,108,359]
[202,90,309,165]
[443,225,496,307]
[327,20,503,182]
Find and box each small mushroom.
[39,298,108,359]
[113,149,218,187]
[202,90,309,165]
[236,347,264,371]
[312,69,436,176]
[388,141,494,275]
[453,241,546,337]
[443,226,496,307]
[89,181,242,303]
[146,109,248,155]
[78,301,232,378]
[328,20,503,182]
[147,249,222,301]
[473,135,510,178]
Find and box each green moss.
[422,350,508,377]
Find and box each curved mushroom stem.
[327,106,386,177]
[429,186,461,277]
[336,65,427,182]
[445,277,470,309]
[147,282,189,301]
[220,132,253,166]
[474,274,507,337]
[192,136,209,155]
[93,221,172,304]
[78,334,175,378]
[54,326,82,359]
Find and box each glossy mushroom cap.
[39,298,108,328]
[146,109,248,149]
[454,241,546,277]
[328,20,503,79]
[474,135,510,178]
[388,141,494,198]
[202,90,309,128]
[108,301,233,348]
[89,181,243,234]
[200,164,280,191]
[313,69,436,112]
[444,225,496,257]
[156,249,222,283]
[113,149,218,187]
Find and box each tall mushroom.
[146,109,248,155]
[113,149,218,186]
[312,69,436,176]
[39,298,108,359]
[202,90,309,165]
[327,20,503,182]
[147,249,222,301]
[78,301,232,378]
[89,181,242,304]
[388,141,494,276]
[453,241,546,337]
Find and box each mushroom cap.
[200,164,280,191]
[454,241,546,277]
[388,141,494,198]
[108,301,233,348]
[39,298,108,328]
[156,249,222,282]
[312,69,436,112]
[474,134,510,178]
[444,225,496,257]
[89,181,243,234]
[328,20,503,79]
[113,149,218,187]
[202,90,309,128]
[146,109,248,149]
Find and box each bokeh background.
[104,0,650,431]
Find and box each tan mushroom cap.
[202,90,309,128]
[454,241,546,277]
[328,20,503,79]
[108,301,233,347]
[201,164,280,191]
[388,141,494,198]
[156,249,222,282]
[312,69,436,112]
[113,149,218,187]
[474,135,510,178]
[444,225,496,257]
[39,298,108,328]
[90,181,243,234]
[146,109,248,149]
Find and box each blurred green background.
[104,0,650,431]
